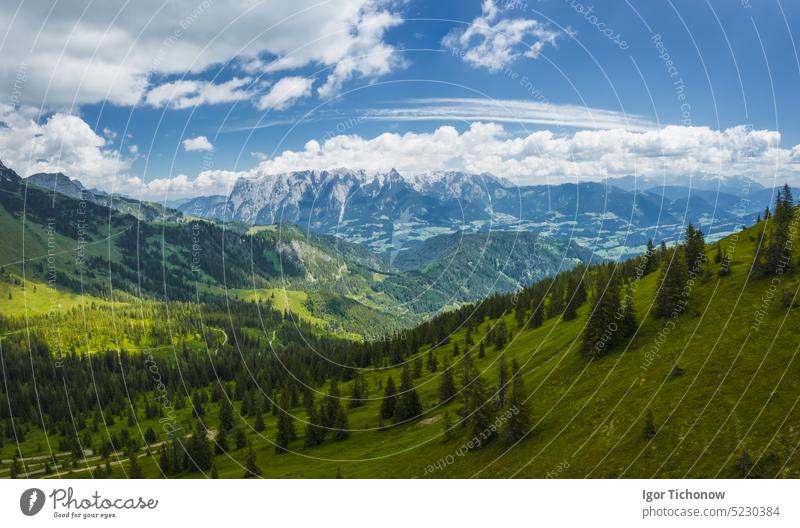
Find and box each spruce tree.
[438,357,456,404]
[186,422,212,471]
[426,349,438,372]
[643,238,657,274]
[243,448,261,478]
[582,268,622,359]
[497,351,508,408]
[128,449,142,478]
[274,395,296,453]
[393,364,422,422]
[380,376,397,419]
[459,352,495,447]
[654,248,688,318]
[218,397,234,431]
[304,398,326,447]
[619,283,638,339]
[765,184,794,274]
[332,406,350,440]
[504,359,531,443]
[684,223,706,274]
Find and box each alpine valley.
[2,158,800,480]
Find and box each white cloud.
[184,122,799,189]
[182,136,214,152]
[0,0,404,108]
[443,0,562,71]
[366,98,657,132]
[257,77,313,110]
[0,104,133,187]
[145,77,254,109]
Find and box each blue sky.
[1,0,799,198]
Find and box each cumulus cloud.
[443,0,562,71]
[0,104,133,187]
[182,136,214,152]
[182,123,799,191]
[0,0,403,108]
[257,77,313,110]
[145,77,254,109]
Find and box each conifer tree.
[186,422,212,471]
[497,351,508,408]
[413,355,423,378]
[426,349,438,372]
[275,394,296,453]
[304,398,326,447]
[438,357,456,404]
[218,397,234,431]
[243,447,261,478]
[765,184,794,274]
[322,379,341,428]
[128,449,142,478]
[582,268,623,359]
[459,352,495,447]
[254,411,265,432]
[619,283,638,339]
[643,238,658,275]
[332,406,350,440]
[380,376,397,419]
[393,364,422,422]
[684,223,706,274]
[214,428,228,454]
[504,359,531,443]
[654,248,688,318]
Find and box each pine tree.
[504,359,531,443]
[459,352,495,447]
[643,238,657,275]
[243,448,261,478]
[128,450,142,478]
[274,394,296,453]
[426,349,438,372]
[765,184,794,274]
[218,397,234,431]
[254,411,265,432]
[393,364,422,422]
[654,248,688,318]
[438,357,456,404]
[413,355,423,378]
[214,428,228,454]
[304,398,326,447]
[322,379,341,428]
[332,406,350,440]
[380,376,397,419]
[562,277,579,321]
[619,283,638,339]
[497,351,508,407]
[349,372,368,408]
[531,303,543,328]
[684,223,706,274]
[582,268,623,359]
[187,422,213,471]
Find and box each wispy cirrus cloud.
[364,98,657,132]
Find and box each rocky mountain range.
[179,168,782,259]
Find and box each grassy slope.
[7,221,798,478]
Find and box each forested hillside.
[1,185,799,478]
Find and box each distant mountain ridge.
[25,171,182,222]
[180,168,779,259]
